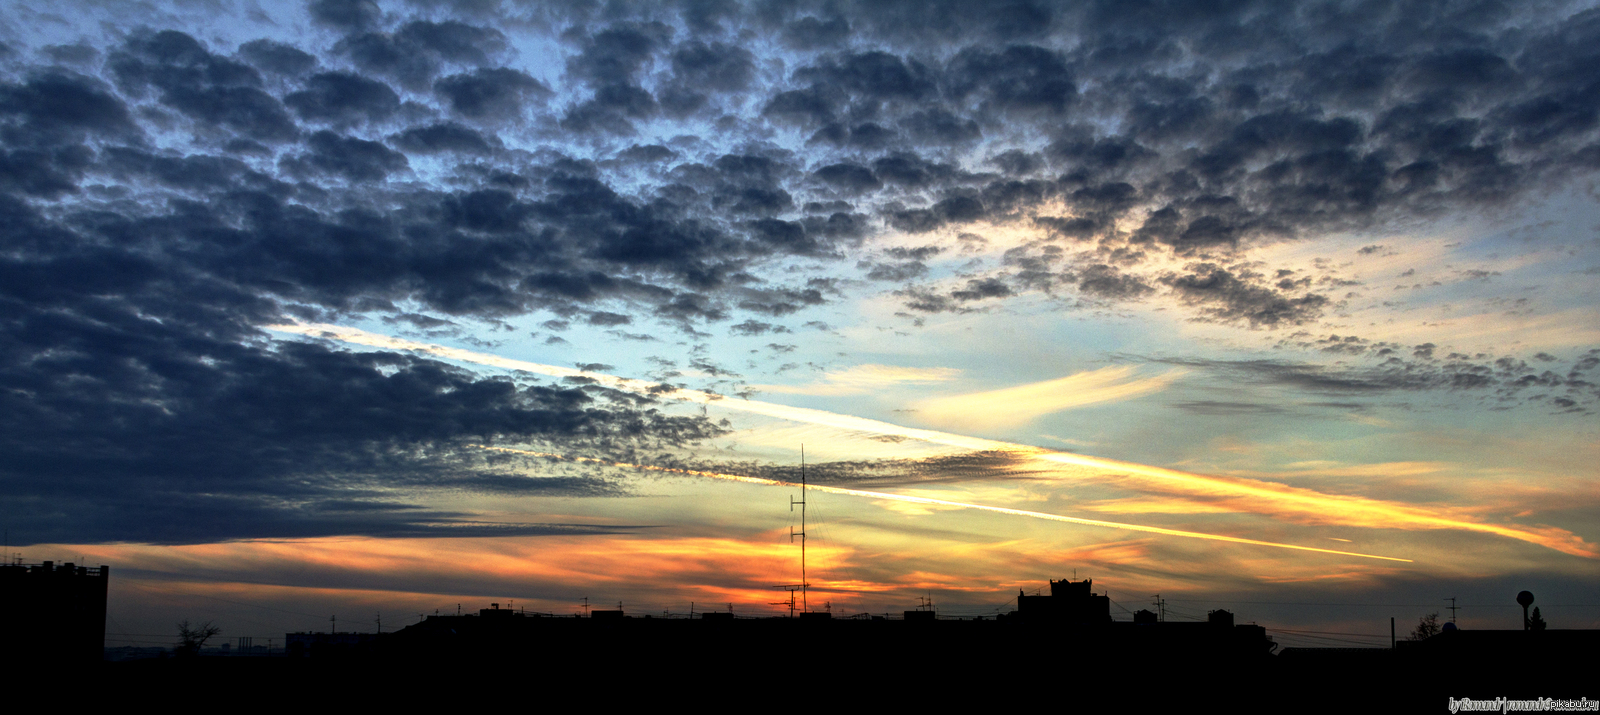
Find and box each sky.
[2,0,1598,650]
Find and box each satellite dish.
[1517,591,1535,607]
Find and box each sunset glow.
[4,0,1596,651]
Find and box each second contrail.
[477,445,1415,563]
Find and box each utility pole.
[1445,597,1459,624]
[1151,595,1165,622]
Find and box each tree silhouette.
[1529,606,1547,631]
[1409,612,1441,640]
[176,619,221,657]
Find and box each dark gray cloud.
[434,67,551,121]
[309,0,381,32]
[108,30,299,142]
[390,122,494,154]
[729,319,790,336]
[1162,263,1330,327]
[1148,348,1600,411]
[285,71,400,124]
[681,450,1041,490]
[335,20,508,90]
[281,130,408,181]
[660,40,756,116]
[782,15,851,49]
[1169,401,1287,416]
[238,39,318,77]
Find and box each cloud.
[295,327,1599,559]
[1146,350,1600,410]
[913,366,1182,430]
[5,0,1600,560]
[756,364,961,396]
[284,72,399,125]
[434,67,551,121]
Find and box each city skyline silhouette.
[0,2,1596,700]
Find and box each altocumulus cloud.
[2,0,1599,545]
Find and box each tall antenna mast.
[790,444,807,613]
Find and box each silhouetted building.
[1014,578,1112,624]
[478,603,518,619]
[0,561,109,662]
[370,576,1276,672]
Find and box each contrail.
[476,445,1415,563]
[268,322,1596,559]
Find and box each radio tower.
[793,445,808,612]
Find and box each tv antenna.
[770,584,802,618]
[1445,597,1459,624]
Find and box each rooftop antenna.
[581,597,589,618]
[1445,597,1459,624]
[769,585,801,617]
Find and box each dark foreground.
[63,618,1597,710]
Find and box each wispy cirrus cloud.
[912,366,1183,430]
[754,363,962,396]
[283,325,1598,560]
